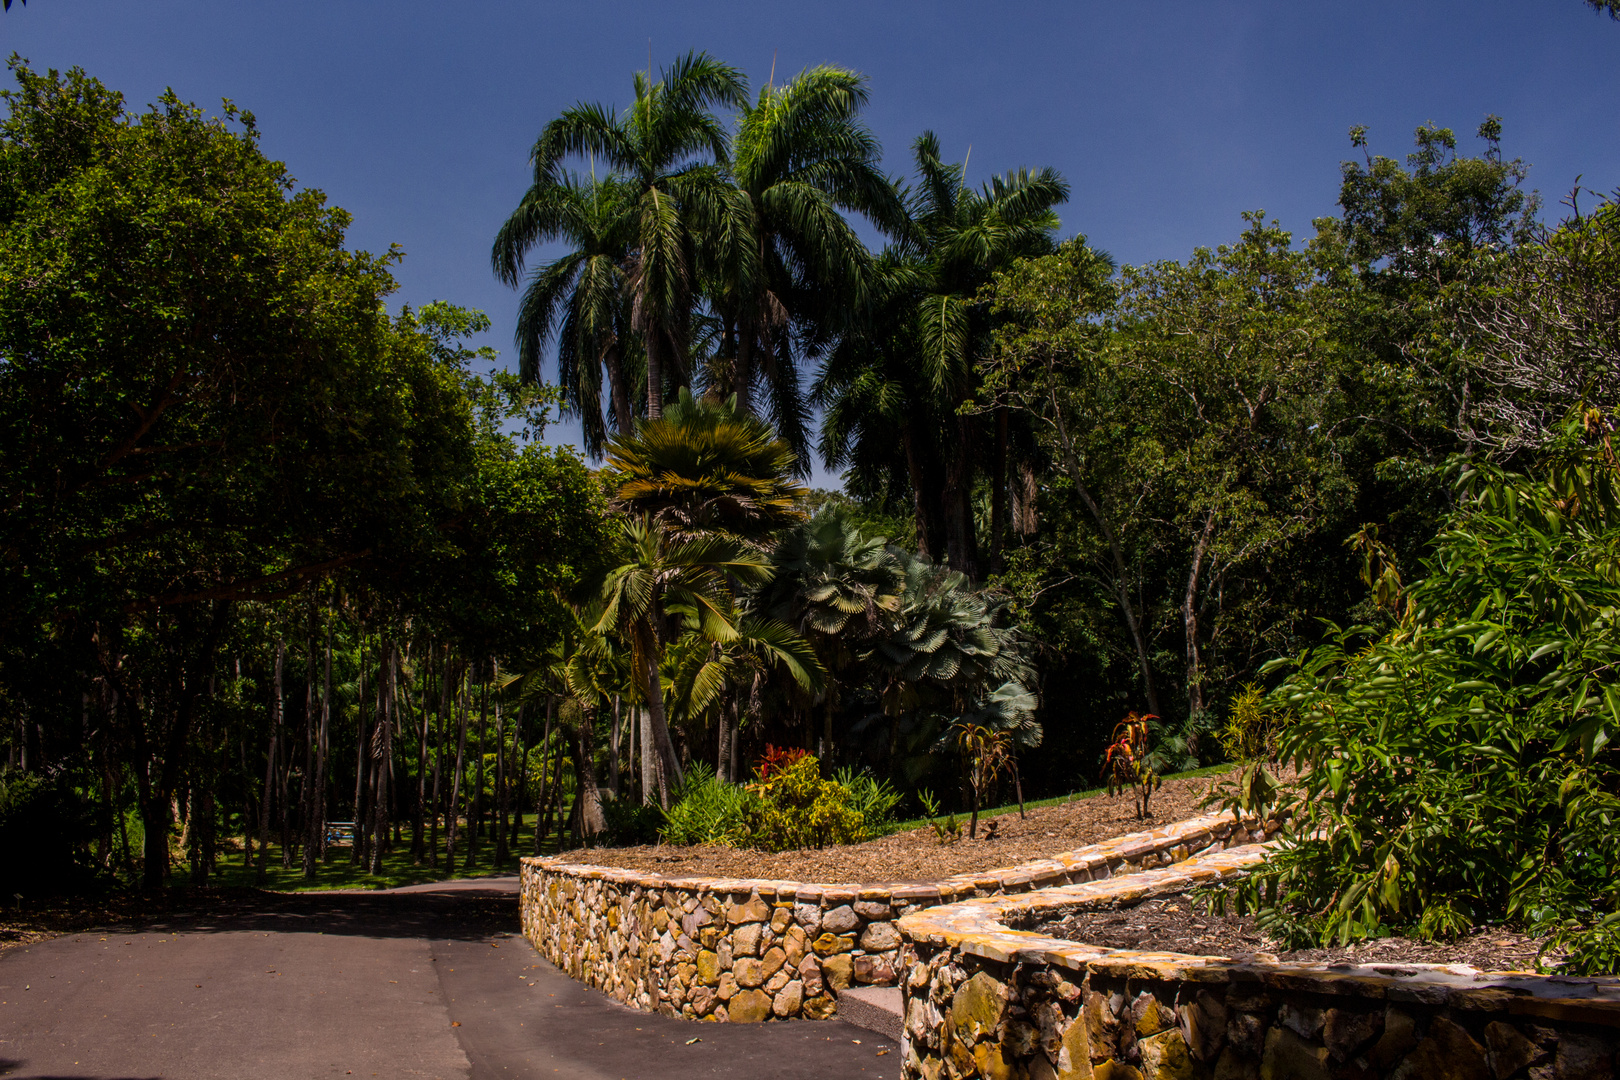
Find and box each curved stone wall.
[896,843,1620,1080]
[518,811,1274,1024]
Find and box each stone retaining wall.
[518,811,1275,1024]
[896,843,1620,1079]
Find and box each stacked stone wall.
[897,845,1620,1079]
[518,811,1272,1023]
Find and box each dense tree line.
[3,49,1616,893]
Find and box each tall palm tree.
[701,66,903,461]
[817,134,1068,577]
[492,174,639,455]
[511,52,746,420]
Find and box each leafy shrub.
[832,766,901,835]
[740,752,867,852]
[1217,683,1289,762]
[1220,432,1620,973]
[1102,713,1162,818]
[0,770,97,894]
[599,795,663,847]
[658,763,755,847]
[917,788,962,844]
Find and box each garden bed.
[1039,893,1551,970]
[576,772,1226,883]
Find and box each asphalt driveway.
[0,878,896,1080]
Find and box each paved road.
[0,879,897,1080]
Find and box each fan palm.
[513,52,746,419]
[606,387,808,546]
[701,65,903,461]
[758,508,905,755]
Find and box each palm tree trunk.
[603,343,635,436]
[533,697,554,855]
[645,328,666,419]
[469,663,488,866]
[608,694,622,797]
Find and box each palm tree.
[817,134,1068,577]
[491,174,639,455]
[607,387,807,545]
[513,52,746,419]
[594,515,773,807]
[701,66,903,460]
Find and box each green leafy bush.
[0,770,97,894]
[740,751,867,852]
[658,763,755,847]
[599,795,663,847]
[1220,428,1620,972]
[832,766,902,835]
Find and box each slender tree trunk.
[412,648,429,864]
[608,694,622,797]
[943,416,981,579]
[304,618,332,879]
[717,698,733,782]
[645,327,666,419]
[297,599,316,871]
[256,639,283,885]
[445,669,469,872]
[989,407,1008,576]
[1044,365,1163,717]
[1182,509,1218,725]
[469,663,488,866]
[352,633,371,867]
[369,641,395,876]
[494,664,509,866]
[574,705,607,842]
[428,648,448,870]
[533,697,554,856]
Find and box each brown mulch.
[1039,895,1551,971]
[568,773,1242,884]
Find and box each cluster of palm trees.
[514,392,1037,836]
[493,52,1069,580]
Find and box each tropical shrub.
[658,763,755,846]
[1102,713,1162,818]
[740,750,868,852]
[1218,683,1289,762]
[832,766,902,835]
[1222,424,1620,972]
[0,771,97,894]
[600,796,664,847]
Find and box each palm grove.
[4,51,1620,969]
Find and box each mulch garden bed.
[1039,894,1551,971]
[564,772,1239,884]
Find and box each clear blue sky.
[7,1,1617,486]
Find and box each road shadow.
[0,1061,162,1080]
[64,887,520,944]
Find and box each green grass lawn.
[886,762,1237,833]
[181,823,578,892]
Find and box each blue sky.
[7,1,1617,486]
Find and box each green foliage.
[1231,427,1620,971]
[1102,713,1162,819]
[830,766,901,835]
[657,763,754,846]
[600,797,663,848]
[917,788,963,844]
[740,751,868,852]
[1218,683,1289,762]
[0,771,97,894]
